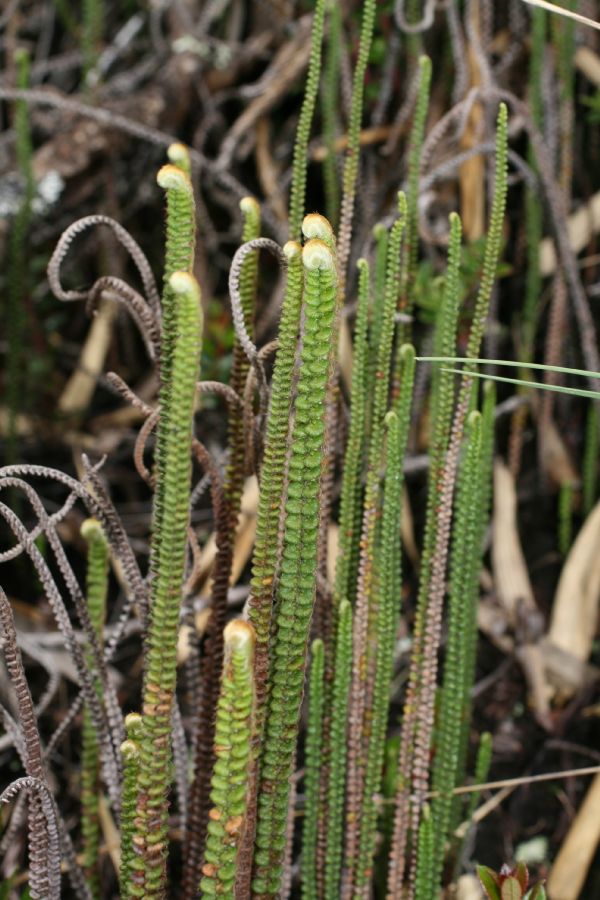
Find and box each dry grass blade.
[522,0,600,31]
[547,772,600,900]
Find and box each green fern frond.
[248,240,304,721]
[301,639,325,900]
[428,410,483,888]
[321,0,342,228]
[399,55,431,344]
[200,621,256,899]
[323,599,353,898]
[252,234,337,898]
[80,518,109,900]
[289,0,328,240]
[334,256,371,612]
[120,713,143,898]
[132,271,202,898]
[354,346,415,891]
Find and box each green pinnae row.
[323,599,353,898]
[247,240,303,721]
[321,0,342,228]
[334,257,371,612]
[252,235,337,898]
[152,160,196,587]
[301,639,325,900]
[342,198,407,884]
[399,54,432,345]
[120,714,143,899]
[370,193,407,452]
[464,104,508,365]
[427,410,483,889]
[415,212,463,657]
[354,346,415,892]
[80,518,109,900]
[131,272,202,898]
[337,0,377,280]
[288,0,327,241]
[450,381,496,841]
[200,621,256,900]
[414,804,434,900]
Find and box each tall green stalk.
[321,0,342,228]
[131,272,202,898]
[200,621,256,899]
[398,55,431,346]
[334,257,371,612]
[301,640,325,900]
[354,347,415,892]
[288,0,327,240]
[120,713,143,899]
[427,410,484,889]
[80,518,109,900]
[323,599,353,898]
[252,236,337,898]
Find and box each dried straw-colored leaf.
[492,461,552,725]
[546,772,600,900]
[575,47,600,88]
[539,191,600,277]
[58,300,117,415]
[548,497,600,669]
[492,460,536,621]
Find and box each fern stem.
[80,518,109,900]
[252,236,337,898]
[131,272,202,898]
[301,640,325,900]
[200,621,256,899]
[289,0,327,240]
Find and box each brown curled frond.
[228,237,287,408]
[134,408,160,487]
[47,214,160,311]
[105,372,154,416]
[196,380,244,411]
[87,275,161,360]
[0,777,62,900]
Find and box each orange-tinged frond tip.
[303,239,335,271]
[302,213,334,243]
[156,163,192,194]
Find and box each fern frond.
[252,233,337,898]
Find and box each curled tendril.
[228,237,287,409]
[394,0,436,34]
[47,214,161,358]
